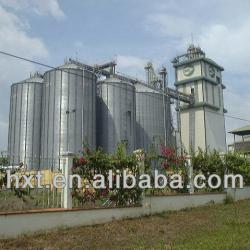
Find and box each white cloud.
[224,86,250,144]
[0,1,53,62]
[197,23,250,75]
[0,5,49,149]
[0,0,65,20]
[146,14,195,38]
[116,55,148,80]
[0,121,8,152]
[145,2,250,75]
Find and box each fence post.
[134,149,145,205]
[226,187,236,201]
[219,152,227,192]
[60,152,75,209]
[187,155,194,194]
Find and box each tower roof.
[172,45,224,71]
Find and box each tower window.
[191,88,195,94]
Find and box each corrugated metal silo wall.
[8,78,43,169]
[40,66,96,170]
[96,79,136,154]
[136,91,172,153]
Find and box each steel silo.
[97,77,136,153]
[8,73,43,169]
[135,83,172,153]
[40,62,96,170]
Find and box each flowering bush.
[160,145,187,171]
[72,143,142,207]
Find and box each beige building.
[172,45,227,153]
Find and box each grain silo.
[135,83,172,153]
[96,77,136,153]
[8,73,43,169]
[40,61,96,170]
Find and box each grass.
[1,199,250,249]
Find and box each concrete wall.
[180,108,206,152]
[227,186,250,201]
[205,108,227,152]
[0,206,148,239]
[144,193,225,214]
[0,189,249,239]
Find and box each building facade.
[173,45,227,153]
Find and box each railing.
[0,167,62,212]
[234,141,250,153]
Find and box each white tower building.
[172,45,227,153]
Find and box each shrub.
[191,149,250,191]
[72,143,142,207]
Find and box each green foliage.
[0,157,9,166]
[0,169,30,201]
[191,149,224,175]
[144,145,158,175]
[191,149,224,191]
[224,152,250,184]
[191,149,250,190]
[72,143,142,207]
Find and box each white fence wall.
[227,186,250,201]
[0,206,147,239]
[1,188,249,239]
[144,193,226,214]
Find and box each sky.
[0,0,250,150]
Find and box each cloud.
[0,5,49,149]
[0,0,65,20]
[197,23,250,75]
[0,6,48,58]
[146,14,195,39]
[145,2,250,75]
[116,55,148,80]
[224,85,250,144]
[0,121,8,153]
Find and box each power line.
[205,108,250,123]
[0,50,91,78]
[0,50,56,69]
[225,114,250,123]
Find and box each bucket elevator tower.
[172,45,227,153]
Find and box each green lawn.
[1,199,250,249]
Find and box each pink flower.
[162,162,169,169]
[77,157,88,165]
[161,145,174,158]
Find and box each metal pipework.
[159,66,168,146]
[69,58,194,104]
